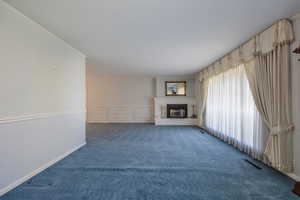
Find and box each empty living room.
[1,0,300,199]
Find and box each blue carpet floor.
[1,123,298,200]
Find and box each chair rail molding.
[0,110,87,124]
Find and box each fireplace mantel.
[154,97,197,126]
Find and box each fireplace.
[167,104,187,118]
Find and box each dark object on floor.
[244,159,262,170]
[293,182,300,196]
[197,126,206,134]
[293,45,300,54]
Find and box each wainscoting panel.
[0,112,86,196]
[108,106,132,121]
[88,105,154,123]
[88,106,108,122]
[133,106,154,122]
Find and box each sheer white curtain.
[205,64,266,160]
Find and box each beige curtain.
[197,80,208,127]
[197,19,294,172]
[198,19,294,82]
[244,43,294,172]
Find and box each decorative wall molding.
[108,106,132,121]
[286,173,300,182]
[291,12,300,20]
[155,118,198,126]
[0,111,86,124]
[133,106,154,122]
[0,142,86,197]
[87,105,154,123]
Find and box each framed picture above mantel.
[165,81,186,96]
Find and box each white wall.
[153,75,197,125]
[87,66,155,122]
[291,12,300,177]
[0,1,86,195]
[155,75,196,97]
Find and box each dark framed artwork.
[165,81,186,96]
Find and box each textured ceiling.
[4,0,300,75]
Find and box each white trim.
[291,11,300,20]
[87,120,154,123]
[89,105,154,108]
[0,111,86,124]
[155,118,197,126]
[286,173,300,182]
[87,105,154,123]
[0,0,86,58]
[0,142,86,197]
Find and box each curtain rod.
[202,18,292,67]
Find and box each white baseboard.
[87,120,154,123]
[286,173,300,182]
[155,118,198,126]
[0,142,86,197]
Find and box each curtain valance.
[197,19,294,81]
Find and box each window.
[205,64,264,158]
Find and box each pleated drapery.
[197,19,294,81]
[197,19,295,172]
[197,80,208,127]
[245,44,294,172]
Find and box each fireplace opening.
[167,104,188,118]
